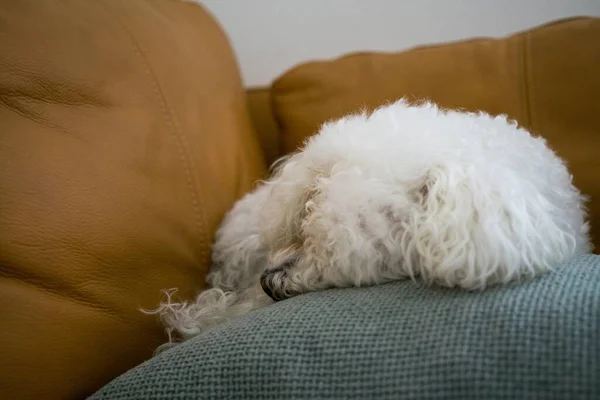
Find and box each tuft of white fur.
[146,99,590,351]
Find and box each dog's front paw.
[260,261,302,301]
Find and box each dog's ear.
[402,164,481,286]
[259,155,318,251]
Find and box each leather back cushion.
[272,17,600,250]
[0,0,265,398]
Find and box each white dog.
[147,99,590,349]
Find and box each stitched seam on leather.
[102,1,209,263]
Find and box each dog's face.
[258,120,426,292]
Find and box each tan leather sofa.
[0,1,598,398]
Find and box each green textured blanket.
[92,255,600,399]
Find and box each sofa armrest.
[0,1,264,398]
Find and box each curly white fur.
[146,99,590,349]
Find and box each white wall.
[199,0,600,87]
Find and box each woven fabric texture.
[92,255,600,399]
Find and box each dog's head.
[258,114,428,288]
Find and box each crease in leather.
[101,0,210,263]
[1,272,127,325]
[0,70,110,107]
[519,32,533,132]
[234,141,244,196]
[0,93,67,132]
[0,242,128,323]
[0,64,111,133]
